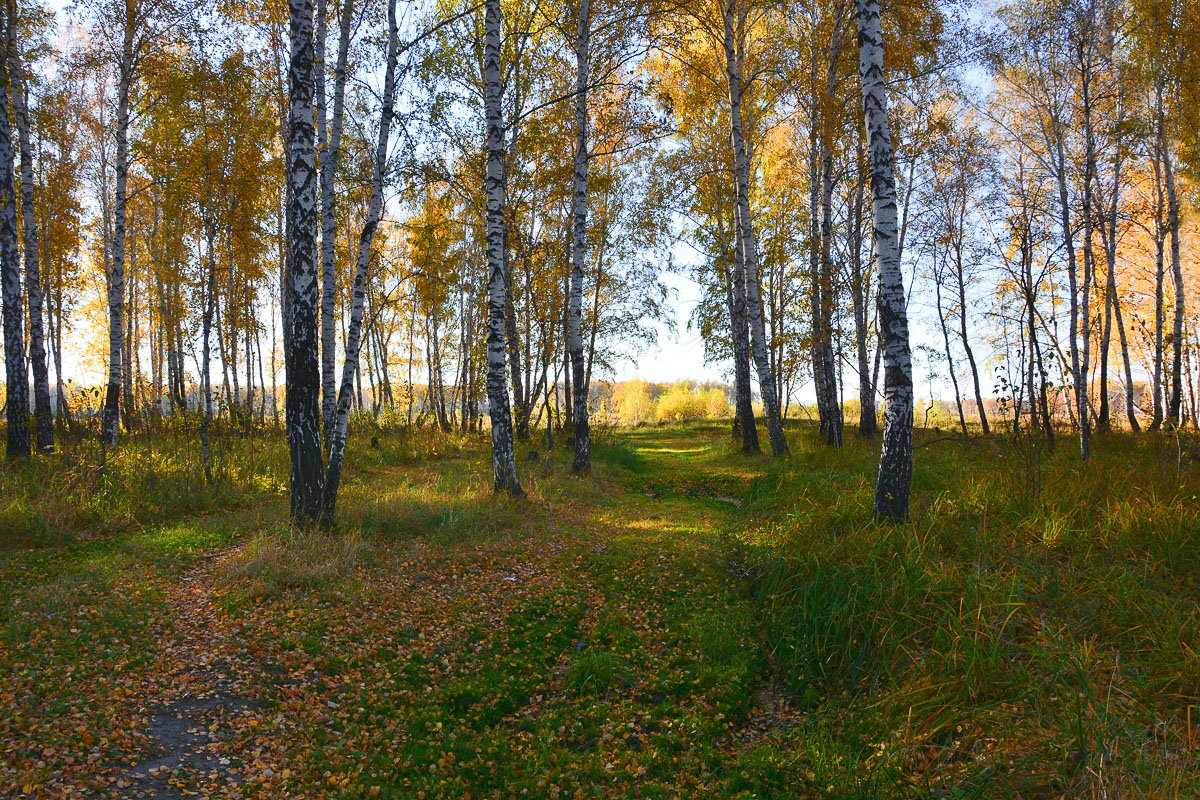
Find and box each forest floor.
[3,421,1200,799]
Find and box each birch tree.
[286,0,325,522]
[76,0,189,448]
[1075,3,1098,450]
[920,111,992,436]
[31,71,85,428]
[846,146,877,436]
[1127,0,1194,431]
[104,8,133,449]
[318,0,356,434]
[0,3,28,459]
[567,0,592,473]
[86,0,136,449]
[322,0,398,520]
[1094,79,1140,432]
[719,206,759,452]
[855,0,912,521]
[806,0,850,448]
[483,0,522,495]
[1011,3,1090,459]
[723,0,787,455]
[1158,80,1185,428]
[7,0,51,450]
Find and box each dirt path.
[125,556,256,799]
[14,429,809,798]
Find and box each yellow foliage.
[702,387,731,419]
[654,383,730,424]
[611,380,655,426]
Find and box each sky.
[610,259,726,386]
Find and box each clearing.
[3,423,1199,798]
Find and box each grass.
[1,416,1198,798]
[0,417,287,546]
[730,424,1200,798]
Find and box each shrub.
[654,382,729,423]
[610,379,655,426]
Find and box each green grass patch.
[3,420,1198,797]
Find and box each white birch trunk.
[287,0,325,522]
[504,227,527,439]
[319,0,355,434]
[855,0,912,521]
[322,0,398,519]
[1150,129,1166,430]
[935,269,967,437]
[811,12,846,447]
[1160,100,1185,428]
[723,0,787,455]
[0,13,28,458]
[1051,121,1086,460]
[815,132,842,446]
[717,210,758,453]
[200,224,216,483]
[7,31,50,450]
[848,156,876,437]
[102,24,135,451]
[1079,44,1097,452]
[1098,95,1139,433]
[484,0,522,495]
[955,245,988,436]
[316,0,330,429]
[567,0,591,473]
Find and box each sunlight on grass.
[2,421,1198,798]
[220,526,370,600]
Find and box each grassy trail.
[3,426,800,799]
[5,422,1200,799]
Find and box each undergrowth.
[730,425,1200,798]
[2,418,1198,798]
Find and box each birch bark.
[1050,111,1086,460]
[949,178,988,437]
[7,22,51,450]
[484,0,522,495]
[855,0,912,521]
[1097,97,1139,432]
[201,223,216,484]
[848,154,876,436]
[934,264,967,437]
[1079,35,1097,447]
[811,10,846,447]
[319,0,355,433]
[815,132,842,446]
[322,0,397,520]
[1150,129,1166,430]
[1160,96,1185,428]
[567,0,591,473]
[504,235,527,439]
[723,0,786,455]
[102,20,135,450]
[717,210,758,453]
[0,14,28,458]
[287,0,325,522]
